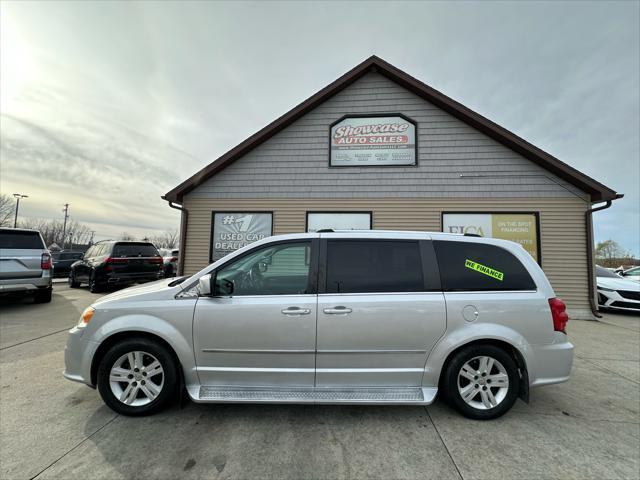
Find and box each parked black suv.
[68,241,163,292]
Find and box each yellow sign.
[491,214,538,261]
[465,259,504,281]
[443,213,539,262]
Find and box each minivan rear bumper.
[528,334,574,387]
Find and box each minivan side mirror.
[198,274,212,296]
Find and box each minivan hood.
[597,276,640,291]
[92,278,181,306]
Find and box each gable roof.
[163,55,619,203]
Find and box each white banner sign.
[330,116,416,166]
[211,212,272,261]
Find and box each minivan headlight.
[77,307,95,328]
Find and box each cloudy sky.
[1,1,638,254]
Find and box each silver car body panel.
[64,231,573,405]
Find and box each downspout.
[585,194,623,318]
[164,198,188,276]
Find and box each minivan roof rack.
[316,229,334,233]
[463,233,482,237]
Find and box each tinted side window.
[0,231,44,249]
[326,240,423,293]
[434,240,536,291]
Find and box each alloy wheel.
[109,351,164,406]
[457,355,509,410]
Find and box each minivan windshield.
[0,230,44,249]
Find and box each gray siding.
[189,72,587,200]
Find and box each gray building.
[164,56,621,319]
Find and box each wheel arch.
[424,325,532,403]
[437,338,529,402]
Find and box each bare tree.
[120,232,135,241]
[18,218,92,247]
[149,229,179,249]
[0,194,16,227]
[595,239,635,268]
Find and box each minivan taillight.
[548,297,569,333]
[41,253,52,270]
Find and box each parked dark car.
[159,248,179,277]
[52,251,84,278]
[68,241,163,293]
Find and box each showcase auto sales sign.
[330,116,416,166]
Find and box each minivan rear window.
[0,230,44,249]
[326,240,424,293]
[434,240,536,291]
[112,243,159,257]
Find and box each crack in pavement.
[29,415,119,480]
[0,327,75,351]
[425,407,464,480]
[576,355,640,385]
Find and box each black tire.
[33,287,52,304]
[97,337,178,416]
[68,271,80,288]
[164,264,174,278]
[89,271,102,293]
[442,344,519,420]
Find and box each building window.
[210,212,273,262]
[442,212,540,263]
[306,212,372,232]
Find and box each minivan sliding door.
[316,238,446,387]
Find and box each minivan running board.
[195,386,437,404]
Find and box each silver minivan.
[64,231,573,420]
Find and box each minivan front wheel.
[443,344,519,420]
[97,338,178,416]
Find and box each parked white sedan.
[596,266,640,313]
[619,266,640,283]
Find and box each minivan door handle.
[281,307,311,316]
[323,306,352,315]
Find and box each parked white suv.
[64,231,573,420]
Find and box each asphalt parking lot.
[1,283,638,480]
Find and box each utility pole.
[12,194,28,228]
[89,231,95,245]
[62,204,69,250]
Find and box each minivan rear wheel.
[97,338,178,416]
[442,344,519,420]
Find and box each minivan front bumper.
[528,333,574,387]
[63,327,98,387]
